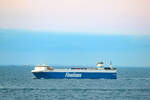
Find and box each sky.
[0,0,150,66]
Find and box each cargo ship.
[31,62,117,79]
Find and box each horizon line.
[0,64,149,68]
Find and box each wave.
[118,78,150,80]
[0,87,150,91]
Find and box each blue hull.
[32,72,117,79]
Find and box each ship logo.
[65,73,82,77]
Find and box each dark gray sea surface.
[0,66,150,100]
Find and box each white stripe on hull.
[32,69,117,73]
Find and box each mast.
[109,61,112,68]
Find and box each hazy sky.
[0,0,150,34]
[0,0,150,66]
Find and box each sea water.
[0,66,150,100]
